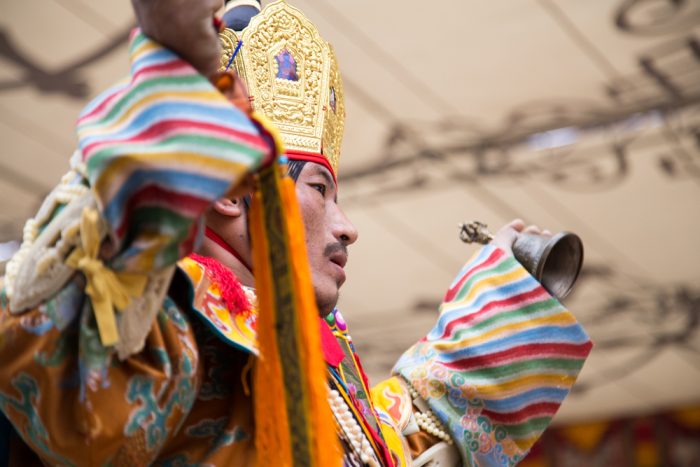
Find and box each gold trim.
[219,0,344,175]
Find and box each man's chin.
[315,290,340,317]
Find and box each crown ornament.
[219,0,345,177]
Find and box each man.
[202,159,359,319]
[0,0,591,465]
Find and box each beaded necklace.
[325,309,394,466]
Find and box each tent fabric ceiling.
[1,0,699,425]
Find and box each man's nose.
[332,205,358,246]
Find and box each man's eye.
[311,183,326,196]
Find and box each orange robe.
[0,32,591,467]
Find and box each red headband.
[285,150,337,185]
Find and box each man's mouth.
[329,253,347,285]
[329,251,347,269]
[325,242,348,270]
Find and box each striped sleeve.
[393,245,592,466]
[77,30,269,273]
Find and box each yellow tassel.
[250,164,342,466]
[279,174,343,466]
[65,207,147,346]
[250,185,293,466]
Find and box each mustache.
[324,242,347,258]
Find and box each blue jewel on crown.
[329,86,337,113]
[275,48,299,81]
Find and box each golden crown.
[219,0,345,176]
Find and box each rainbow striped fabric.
[394,245,592,466]
[76,30,269,274]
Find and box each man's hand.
[491,219,552,254]
[131,0,224,78]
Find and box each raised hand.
[131,0,224,78]
[490,219,553,254]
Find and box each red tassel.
[189,253,251,317]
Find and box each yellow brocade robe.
[0,31,591,467]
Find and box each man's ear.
[212,197,244,218]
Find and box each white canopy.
[1,0,698,424]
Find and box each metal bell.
[512,232,583,300]
[459,221,584,300]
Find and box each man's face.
[294,162,358,316]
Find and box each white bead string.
[4,152,88,300]
[328,388,381,467]
[406,384,454,445]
